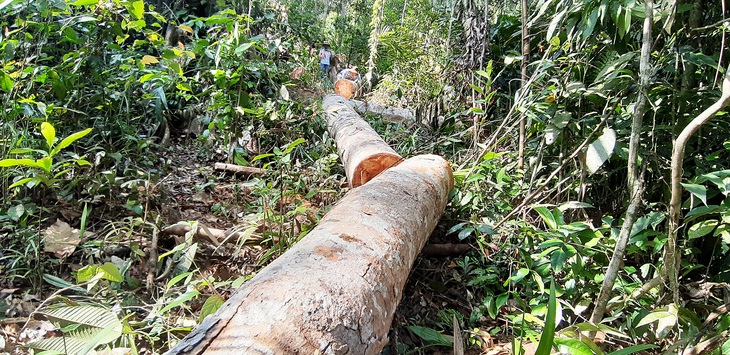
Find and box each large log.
[168,154,454,354]
[334,78,360,99]
[323,94,403,188]
[349,99,416,123]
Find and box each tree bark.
[589,0,652,324]
[167,155,454,354]
[349,99,415,122]
[323,94,403,187]
[666,74,730,303]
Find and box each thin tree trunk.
[518,0,529,169]
[167,155,454,354]
[589,0,653,324]
[666,75,730,304]
[365,0,385,91]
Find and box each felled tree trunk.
[334,79,361,99]
[323,94,403,187]
[350,99,415,123]
[168,155,454,354]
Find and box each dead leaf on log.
[42,219,88,258]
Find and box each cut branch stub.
[323,94,403,188]
[167,154,454,354]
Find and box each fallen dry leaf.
[43,219,81,258]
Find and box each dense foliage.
[1,0,729,353]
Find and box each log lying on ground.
[350,99,416,123]
[334,79,360,99]
[168,154,454,354]
[214,163,265,176]
[323,94,403,187]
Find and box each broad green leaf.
[535,281,556,355]
[41,122,56,150]
[533,206,558,230]
[43,274,85,292]
[68,0,99,6]
[99,262,123,282]
[129,0,144,20]
[76,265,97,283]
[159,290,200,314]
[510,268,530,283]
[582,8,600,40]
[234,42,253,56]
[43,306,122,344]
[167,271,193,289]
[547,8,568,40]
[688,220,719,239]
[554,338,593,355]
[7,204,24,221]
[36,156,53,173]
[141,55,159,64]
[608,344,659,355]
[0,70,14,92]
[636,307,677,338]
[52,128,92,156]
[406,326,452,346]
[199,295,224,323]
[685,205,724,220]
[0,158,42,169]
[9,177,37,189]
[585,128,616,175]
[682,183,708,206]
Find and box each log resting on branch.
[167,154,454,354]
[323,94,403,188]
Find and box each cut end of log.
[352,153,403,188]
[334,79,360,99]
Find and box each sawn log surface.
[323,94,403,188]
[167,154,454,354]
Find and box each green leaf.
[407,326,452,346]
[76,265,97,283]
[99,262,123,282]
[685,205,724,221]
[0,158,41,169]
[36,156,52,173]
[199,295,224,323]
[7,204,24,221]
[43,306,122,344]
[607,344,659,355]
[535,281,556,355]
[0,70,14,92]
[8,177,37,189]
[682,183,708,206]
[586,128,616,175]
[68,0,99,6]
[40,122,56,150]
[51,128,92,156]
[554,338,593,355]
[510,268,530,283]
[533,206,558,230]
[234,42,253,56]
[688,220,719,239]
[167,271,194,289]
[159,290,200,314]
[129,0,144,19]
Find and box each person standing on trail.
[318,42,333,80]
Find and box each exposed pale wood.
[323,94,403,187]
[167,155,454,354]
[349,99,415,122]
[334,79,360,99]
[214,163,266,176]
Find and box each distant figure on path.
[318,42,333,80]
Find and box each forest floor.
[1,86,514,354]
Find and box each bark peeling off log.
[168,155,454,354]
[323,94,403,188]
